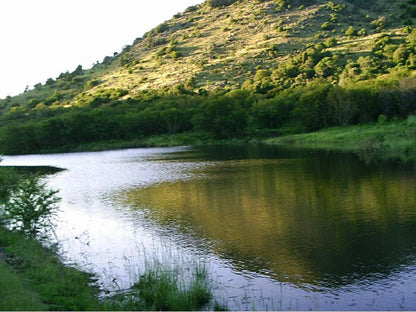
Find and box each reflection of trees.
[122,154,416,287]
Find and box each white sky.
[0,0,204,99]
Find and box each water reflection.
[121,145,416,289]
[2,145,416,309]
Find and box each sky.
[0,0,204,99]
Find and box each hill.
[0,0,416,155]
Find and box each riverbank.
[265,116,416,163]
[0,226,217,310]
[0,227,102,310]
[47,116,416,164]
[0,166,219,311]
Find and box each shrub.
[207,0,237,8]
[377,114,388,125]
[407,114,416,125]
[345,26,357,37]
[321,22,333,30]
[1,176,60,239]
[357,28,367,36]
[325,37,338,47]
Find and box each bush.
[345,26,357,37]
[325,37,338,47]
[207,0,237,8]
[0,168,20,204]
[321,22,333,30]
[407,114,416,125]
[378,114,388,125]
[1,176,60,239]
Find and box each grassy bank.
[0,227,219,311]
[75,117,416,164]
[0,166,220,311]
[3,117,415,165]
[265,116,416,163]
[0,227,102,310]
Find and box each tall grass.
[103,245,225,311]
[108,262,213,311]
[135,263,211,310]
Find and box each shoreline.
[3,119,414,164]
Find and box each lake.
[2,144,416,310]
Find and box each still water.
[2,145,416,310]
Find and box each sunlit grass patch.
[266,120,416,162]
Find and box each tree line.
[0,77,415,155]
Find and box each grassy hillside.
[1,0,416,156]
[2,0,415,108]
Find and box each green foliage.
[0,227,102,311]
[378,113,388,124]
[293,82,333,130]
[0,168,20,203]
[321,21,333,31]
[325,37,337,47]
[327,86,358,126]
[370,16,386,30]
[315,57,337,77]
[1,176,60,239]
[345,26,357,37]
[130,264,212,311]
[252,89,295,128]
[207,0,237,8]
[1,0,416,154]
[192,94,247,138]
[84,79,100,90]
[357,28,367,36]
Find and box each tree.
[293,82,332,130]
[192,95,247,138]
[1,176,60,239]
[345,26,357,37]
[327,86,357,126]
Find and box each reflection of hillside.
[122,155,416,288]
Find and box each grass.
[0,227,102,311]
[4,0,411,110]
[134,263,212,310]
[266,116,416,162]
[0,166,221,311]
[18,116,416,165]
[108,262,215,311]
[0,260,47,311]
[0,225,221,311]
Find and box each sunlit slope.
[2,0,415,109]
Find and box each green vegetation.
[0,225,102,311]
[2,176,60,239]
[108,263,215,311]
[0,167,101,310]
[266,115,416,162]
[0,227,218,311]
[0,0,416,161]
[0,167,221,311]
